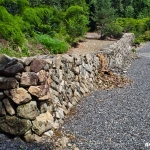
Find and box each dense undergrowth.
[0,0,150,57]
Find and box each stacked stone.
[0,52,100,142]
[0,33,135,142]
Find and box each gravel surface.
[60,42,150,150]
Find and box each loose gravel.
[61,43,150,150]
[0,43,150,150]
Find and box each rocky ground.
[0,34,148,150]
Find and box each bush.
[102,22,123,38]
[143,31,150,41]
[36,34,69,54]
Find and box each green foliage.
[143,30,150,41]
[4,0,29,15]
[102,22,123,38]
[0,46,21,57]
[0,6,13,22]
[65,5,89,44]
[116,17,150,42]
[22,8,42,27]
[131,48,136,53]
[36,34,69,54]
[125,5,134,18]
[0,22,25,45]
[93,0,116,26]
[21,43,29,56]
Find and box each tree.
[125,5,134,18]
[93,0,116,35]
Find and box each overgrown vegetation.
[0,0,150,57]
[0,0,89,57]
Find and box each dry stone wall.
[0,33,135,142]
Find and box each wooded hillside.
[0,0,150,57]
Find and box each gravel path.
[61,42,150,150]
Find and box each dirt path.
[67,33,116,55]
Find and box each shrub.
[0,22,25,45]
[0,6,13,22]
[36,34,69,54]
[102,22,123,38]
[22,7,42,27]
[143,31,150,41]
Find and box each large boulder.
[32,111,54,135]
[17,101,40,120]
[0,116,32,135]
[0,77,18,90]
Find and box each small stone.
[17,101,40,120]
[2,98,15,115]
[24,66,30,72]
[56,107,64,119]
[24,57,34,66]
[37,70,48,83]
[44,63,49,71]
[32,111,54,135]
[0,92,5,100]
[0,77,18,90]
[30,59,46,73]
[3,63,24,76]
[60,137,69,148]
[38,101,48,113]
[9,88,32,105]
[68,143,72,147]
[74,90,81,98]
[28,85,50,100]
[72,67,80,75]
[0,116,32,135]
[52,56,62,69]
[61,54,74,63]
[62,105,68,115]
[20,72,38,87]
[38,92,51,101]
[68,102,73,109]
[0,54,12,70]
[0,102,6,116]
[24,130,41,143]
[44,130,53,137]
